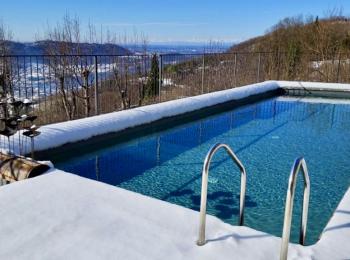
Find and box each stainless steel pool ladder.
[280,157,310,260]
[196,143,246,246]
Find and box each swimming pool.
[51,95,350,245]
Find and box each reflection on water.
[55,96,350,245]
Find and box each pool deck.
[1,81,350,259]
[0,169,349,259]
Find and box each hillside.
[4,40,131,56]
[229,16,350,57]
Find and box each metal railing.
[197,143,246,246]
[280,157,310,260]
[1,52,350,126]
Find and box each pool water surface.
[53,96,350,245]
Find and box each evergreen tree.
[145,54,159,97]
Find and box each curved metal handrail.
[197,143,246,246]
[280,157,310,260]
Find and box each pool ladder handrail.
[280,157,310,260]
[197,143,246,246]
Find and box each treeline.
[230,12,350,56]
[160,12,350,101]
[2,12,350,125]
[0,15,161,124]
[224,12,350,82]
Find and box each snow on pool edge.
[9,81,280,153]
[6,80,350,154]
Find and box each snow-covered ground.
[1,80,350,259]
[311,59,350,69]
[0,169,349,259]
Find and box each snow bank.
[0,169,349,259]
[0,170,308,260]
[311,187,350,259]
[7,81,280,154]
[5,80,350,154]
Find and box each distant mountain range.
[3,40,231,56]
[4,40,132,56]
[128,43,231,54]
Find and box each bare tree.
[109,29,149,109]
[0,20,14,98]
[43,14,97,119]
[44,15,151,117]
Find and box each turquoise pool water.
[53,96,350,245]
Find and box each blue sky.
[1,0,350,43]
